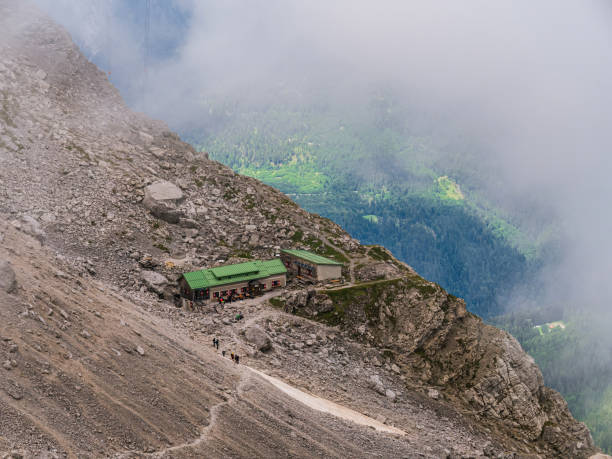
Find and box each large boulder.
[244,325,272,352]
[140,270,169,296]
[145,180,183,201]
[143,180,184,224]
[0,260,17,293]
[368,374,386,395]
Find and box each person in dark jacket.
[235,355,239,364]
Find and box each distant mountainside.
[0,1,599,457]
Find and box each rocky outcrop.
[355,261,400,282]
[140,270,169,296]
[244,325,272,352]
[0,260,16,293]
[143,180,185,223]
[368,374,386,396]
[300,276,597,457]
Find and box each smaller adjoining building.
[280,249,343,282]
[179,259,287,306]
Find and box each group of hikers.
[212,337,240,364]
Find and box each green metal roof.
[183,259,287,290]
[261,259,288,276]
[281,249,343,266]
[211,261,260,279]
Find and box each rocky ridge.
[0,1,600,457]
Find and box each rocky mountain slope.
[0,1,600,457]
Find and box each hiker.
[222,350,226,357]
[215,338,219,349]
[231,352,234,361]
[235,354,239,364]
[212,337,216,347]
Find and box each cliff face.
[0,1,598,457]
[285,255,594,456]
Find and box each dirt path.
[143,373,250,458]
[130,333,404,457]
[246,367,405,436]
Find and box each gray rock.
[4,380,23,400]
[385,389,396,400]
[136,346,145,356]
[0,260,16,293]
[144,180,183,202]
[368,374,386,395]
[143,180,184,223]
[179,217,198,228]
[141,270,168,295]
[244,325,272,352]
[428,388,440,400]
